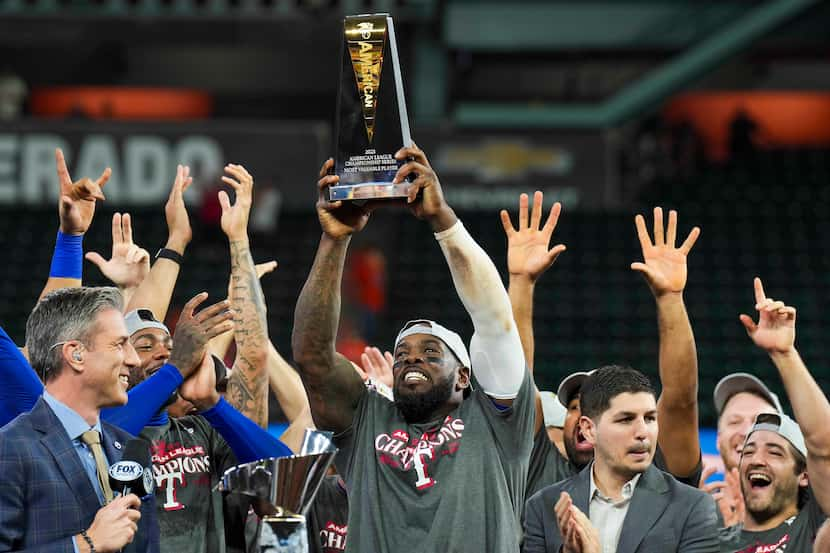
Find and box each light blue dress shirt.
[42,391,109,505]
[42,391,112,553]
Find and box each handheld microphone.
[108,437,155,499]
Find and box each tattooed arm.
[219,164,270,429]
[291,159,368,434]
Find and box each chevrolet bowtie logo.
[437,141,573,181]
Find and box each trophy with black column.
[330,13,413,201]
[217,431,338,553]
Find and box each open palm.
[632,207,700,296]
[501,191,566,282]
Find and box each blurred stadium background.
[1,0,829,439]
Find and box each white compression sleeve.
[435,221,526,398]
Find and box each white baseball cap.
[394,319,471,369]
[540,391,567,428]
[125,308,170,337]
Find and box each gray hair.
[26,287,124,381]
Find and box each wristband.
[80,529,96,553]
[155,248,184,265]
[49,231,83,279]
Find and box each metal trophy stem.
[217,430,338,553]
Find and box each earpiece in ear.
[72,351,82,362]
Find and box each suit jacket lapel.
[31,398,102,514]
[570,464,593,515]
[615,464,670,553]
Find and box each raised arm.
[394,145,525,404]
[740,277,830,513]
[631,207,701,478]
[85,213,150,307]
[126,164,193,320]
[217,164,270,428]
[291,158,370,434]
[38,148,110,300]
[501,191,566,430]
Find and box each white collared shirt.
[589,464,642,553]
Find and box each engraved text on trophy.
[346,18,387,143]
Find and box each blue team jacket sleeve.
[101,364,183,435]
[0,326,43,427]
[200,397,293,463]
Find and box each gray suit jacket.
[523,463,718,553]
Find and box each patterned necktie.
[80,430,114,504]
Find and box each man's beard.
[394,373,455,424]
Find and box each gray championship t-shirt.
[308,475,350,553]
[141,415,238,553]
[719,490,826,552]
[335,369,535,553]
[525,428,576,499]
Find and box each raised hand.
[255,260,278,279]
[85,213,150,291]
[500,191,566,283]
[631,207,700,297]
[358,346,394,390]
[699,465,745,528]
[219,163,254,242]
[168,293,234,378]
[178,353,219,411]
[393,144,456,231]
[83,493,142,553]
[739,277,796,354]
[56,148,111,235]
[316,158,372,240]
[164,164,193,253]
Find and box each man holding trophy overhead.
[292,17,535,547]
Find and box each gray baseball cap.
[745,412,806,459]
[556,370,596,408]
[713,372,783,415]
[125,308,170,337]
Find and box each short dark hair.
[579,365,656,420]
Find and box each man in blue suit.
[0,286,159,553]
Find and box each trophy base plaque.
[329,180,409,201]
[332,13,412,201]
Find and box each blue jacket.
[0,397,160,553]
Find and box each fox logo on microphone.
[110,461,143,480]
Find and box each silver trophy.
[217,430,338,553]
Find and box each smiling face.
[562,395,594,469]
[717,392,779,471]
[392,333,469,423]
[128,328,172,390]
[739,430,806,525]
[582,392,658,481]
[83,308,140,408]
